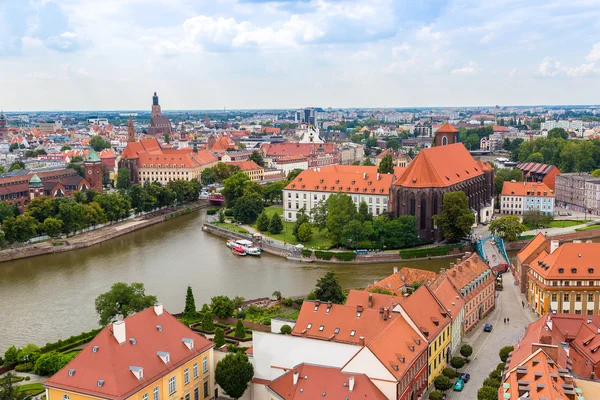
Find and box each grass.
[18,383,45,396]
[518,235,536,241]
[212,222,249,235]
[253,206,333,249]
[244,304,299,325]
[62,349,81,357]
[575,224,600,232]
[548,220,583,228]
[0,376,24,384]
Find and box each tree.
[214,353,254,400]
[357,201,372,222]
[592,169,600,177]
[263,181,284,204]
[3,346,19,365]
[210,295,235,318]
[428,391,444,400]
[272,290,282,300]
[482,377,500,389]
[42,217,63,238]
[342,219,364,245]
[363,157,374,166]
[222,172,251,207]
[450,356,466,371]
[499,345,514,362]
[89,135,112,152]
[460,344,473,360]
[2,215,39,243]
[527,152,544,163]
[269,213,283,234]
[201,167,216,185]
[286,169,303,182]
[314,271,345,304]
[280,325,292,334]
[382,216,418,249]
[442,368,458,379]
[94,282,157,326]
[433,192,475,242]
[326,193,357,245]
[494,168,523,197]
[33,352,74,376]
[233,194,263,224]
[117,167,131,190]
[463,133,480,150]
[477,386,498,400]
[201,310,215,331]
[256,211,270,232]
[213,327,226,348]
[163,133,170,144]
[183,286,196,318]
[433,375,452,391]
[0,202,14,224]
[522,210,553,229]
[548,127,568,139]
[58,200,86,235]
[297,222,313,242]
[310,200,327,231]
[489,216,526,242]
[60,145,71,151]
[293,209,310,240]
[0,372,32,400]
[233,296,245,309]
[8,161,25,172]
[234,319,245,339]
[249,150,264,167]
[377,154,394,174]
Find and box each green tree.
[592,169,600,177]
[477,386,498,400]
[482,377,500,389]
[527,152,544,163]
[342,219,364,245]
[499,345,514,362]
[268,213,283,234]
[489,216,526,242]
[3,346,19,365]
[214,353,254,400]
[222,172,251,207]
[272,290,282,300]
[201,311,215,331]
[286,169,303,182]
[463,133,480,150]
[89,135,112,152]
[442,368,458,379]
[326,193,357,245]
[94,282,157,325]
[494,168,523,197]
[233,194,264,224]
[201,167,216,185]
[25,197,56,223]
[428,391,444,400]
[2,215,39,243]
[256,211,270,232]
[357,201,372,222]
[297,222,313,242]
[95,193,131,222]
[460,344,473,360]
[163,133,170,144]
[382,216,418,249]
[210,295,235,318]
[433,375,452,391]
[248,150,264,167]
[293,209,310,240]
[183,286,196,318]
[233,295,245,309]
[117,167,131,190]
[363,157,375,166]
[60,145,71,151]
[377,154,394,174]
[42,217,63,238]
[234,319,245,339]
[280,325,292,334]
[547,127,568,139]
[263,181,284,204]
[8,161,25,172]
[310,200,327,231]
[58,200,86,235]
[0,202,14,224]
[0,372,32,400]
[450,356,466,372]
[433,192,475,242]
[213,327,226,348]
[314,271,345,304]
[522,210,552,229]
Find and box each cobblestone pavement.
[445,265,538,399]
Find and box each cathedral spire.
[127,116,135,143]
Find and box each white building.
[272,155,309,177]
[541,120,584,136]
[501,181,555,215]
[283,165,396,222]
[297,125,324,143]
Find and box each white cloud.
[480,32,495,44]
[587,42,600,62]
[537,48,600,78]
[452,61,478,74]
[26,72,52,80]
[538,56,562,77]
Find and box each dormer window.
[334,328,340,334]
[68,369,76,376]
[182,338,194,350]
[157,351,170,364]
[589,268,595,274]
[307,323,312,329]
[319,325,324,331]
[130,366,143,380]
[572,268,577,273]
[558,268,564,274]
[350,330,356,336]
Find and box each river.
[0,209,490,352]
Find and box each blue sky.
[1,0,600,111]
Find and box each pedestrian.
[522,301,525,308]
[507,317,510,324]
[503,318,506,324]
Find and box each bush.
[488,369,501,380]
[236,310,246,319]
[496,362,506,372]
[314,250,334,260]
[301,249,313,258]
[433,375,453,391]
[333,252,356,262]
[499,345,514,362]
[15,363,33,372]
[429,391,444,400]
[224,209,234,216]
[482,377,501,389]
[234,319,246,339]
[281,298,293,307]
[34,352,74,376]
[450,356,466,371]
[24,376,30,381]
[280,325,292,335]
[206,208,220,215]
[442,368,458,379]
[399,245,463,259]
[306,291,316,300]
[477,386,498,400]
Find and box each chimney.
[377,173,380,181]
[457,263,463,272]
[363,172,367,180]
[357,305,363,313]
[550,240,559,255]
[393,266,398,274]
[368,294,373,309]
[293,371,299,386]
[348,376,355,392]
[112,320,126,344]
[466,260,471,268]
[359,336,365,346]
[315,300,321,306]
[154,303,163,316]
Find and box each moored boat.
[231,245,246,256]
[234,239,261,256]
[209,193,225,206]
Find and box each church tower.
[28,174,43,200]
[151,92,161,118]
[0,111,8,142]
[127,116,136,143]
[434,122,459,147]
[84,148,103,192]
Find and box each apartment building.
[225,160,264,182]
[555,173,600,214]
[500,181,554,215]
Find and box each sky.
[1,0,600,111]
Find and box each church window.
[409,194,416,216]
[420,197,427,229]
[442,136,448,146]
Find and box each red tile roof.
[346,289,405,310]
[492,125,509,132]
[445,253,491,293]
[528,242,600,279]
[394,143,483,188]
[45,307,214,400]
[436,122,459,134]
[400,285,451,340]
[226,160,262,171]
[121,138,162,160]
[501,181,554,197]
[517,233,548,264]
[267,364,387,400]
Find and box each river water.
[0,209,477,352]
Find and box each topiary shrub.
[433,375,452,391]
[301,249,313,258]
[488,369,502,380]
[24,376,30,381]
[280,325,292,335]
[496,362,506,372]
[477,386,497,400]
[333,252,356,262]
[314,251,334,260]
[428,391,444,400]
[442,367,458,379]
[15,363,34,372]
[483,377,501,389]
[499,345,514,362]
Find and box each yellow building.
[45,305,215,400]
[225,160,264,182]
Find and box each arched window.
[420,196,427,229]
[433,192,439,215]
[409,193,416,216]
[442,136,448,146]
[63,395,70,400]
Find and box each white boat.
[199,191,210,200]
[225,239,261,255]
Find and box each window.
[153,386,159,400]
[63,396,70,400]
[576,294,582,302]
[552,294,557,302]
[184,368,190,385]
[185,394,190,400]
[142,394,148,400]
[350,330,356,336]
[193,362,198,379]
[168,377,176,395]
[589,294,594,302]
[202,357,208,373]
[203,382,209,398]
[194,388,199,400]
[564,294,569,302]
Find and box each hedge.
[206,208,220,215]
[333,252,356,262]
[301,249,313,258]
[40,329,102,353]
[314,251,334,260]
[400,245,463,259]
[224,209,234,216]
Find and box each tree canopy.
[325,193,357,245]
[94,282,157,326]
[489,216,526,241]
[433,192,475,242]
[89,135,112,152]
[314,271,345,304]
[214,353,254,400]
[377,154,394,174]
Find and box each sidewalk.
[521,220,599,236]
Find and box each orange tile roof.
[121,138,162,160]
[430,274,465,319]
[138,149,217,169]
[261,142,337,157]
[445,253,491,292]
[226,160,263,171]
[366,272,406,295]
[528,242,600,279]
[400,285,451,340]
[492,125,509,132]
[398,267,437,286]
[346,289,405,310]
[517,233,548,264]
[394,143,483,188]
[436,122,458,134]
[501,181,554,197]
[267,364,387,400]
[44,307,214,400]
[285,165,399,196]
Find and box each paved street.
[446,258,538,399]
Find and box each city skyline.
[1,0,600,111]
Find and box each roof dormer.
[157,351,170,364]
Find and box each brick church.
[392,123,494,241]
[148,92,172,136]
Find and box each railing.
[475,235,511,265]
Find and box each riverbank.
[0,201,211,264]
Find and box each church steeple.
[127,116,135,143]
[151,92,161,118]
[152,92,159,106]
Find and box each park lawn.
[212,222,250,235]
[18,383,45,396]
[253,206,333,249]
[575,224,600,232]
[548,220,583,228]
[518,235,536,241]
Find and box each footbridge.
[475,235,511,272]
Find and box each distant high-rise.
[148,92,172,136]
[295,107,317,127]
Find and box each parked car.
[459,373,471,383]
[484,323,493,332]
[453,379,465,391]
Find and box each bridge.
[475,235,511,272]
